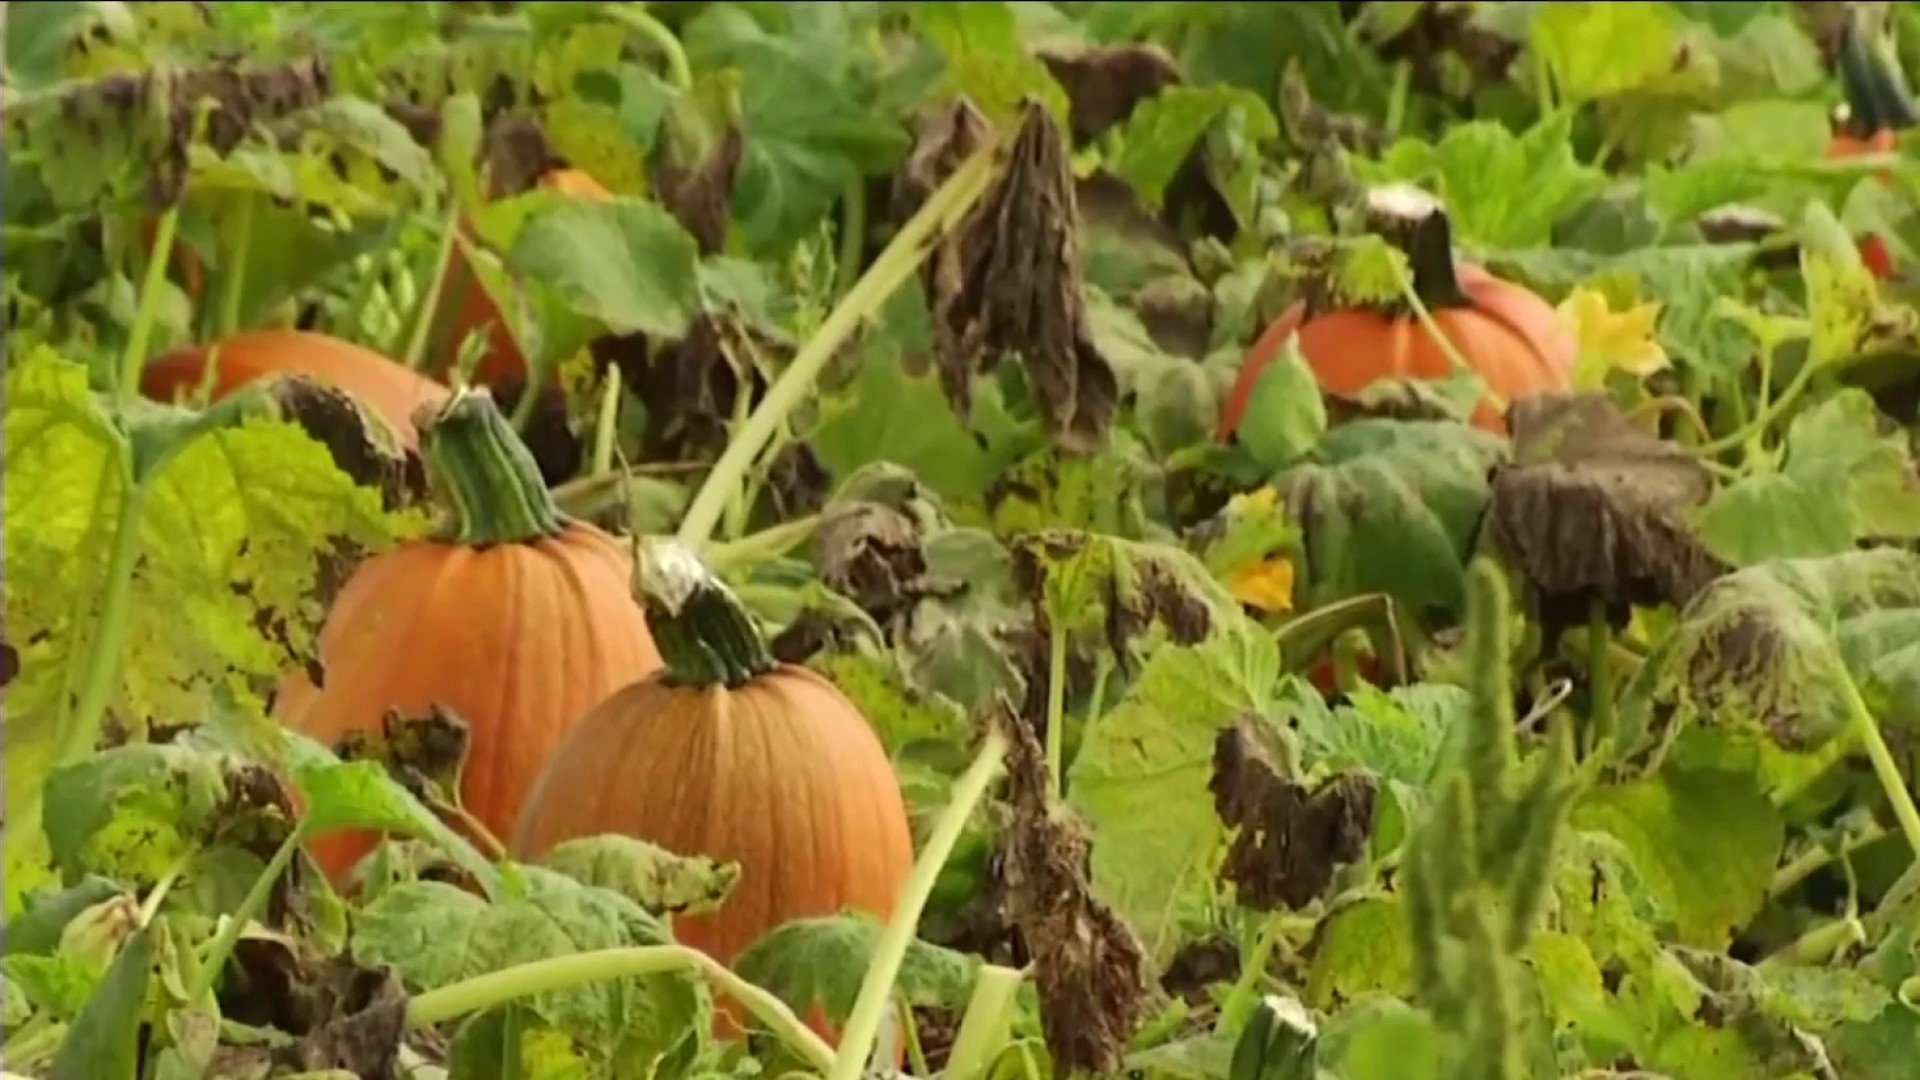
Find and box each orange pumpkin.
[1218,186,1575,438]
[1827,16,1917,279]
[276,386,662,878]
[436,168,613,388]
[142,329,452,450]
[512,541,914,1044]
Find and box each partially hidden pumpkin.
[275,386,662,879]
[1827,15,1917,280]
[1217,185,1576,438]
[435,168,612,388]
[512,540,914,1044]
[142,329,452,450]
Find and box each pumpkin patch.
[15,6,1920,1079]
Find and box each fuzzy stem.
[1215,909,1287,1036]
[590,364,623,477]
[405,198,467,373]
[1044,615,1070,799]
[676,137,1003,549]
[604,4,692,91]
[405,944,835,1072]
[215,193,256,339]
[1586,601,1615,756]
[704,514,822,572]
[121,205,181,403]
[57,463,145,771]
[828,728,1010,1080]
[419,387,569,545]
[634,540,776,688]
[190,827,303,1001]
[944,964,1025,1080]
[1839,668,1920,863]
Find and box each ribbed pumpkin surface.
[142,329,450,449]
[278,525,661,877]
[1219,262,1575,438]
[513,663,914,1044]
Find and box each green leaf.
[1231,335,1326,472]
[506,197,703,340]
[1110,84,1278,211]
[1293,683,1469,789]
[5,347,404,877]
[905,0,1070,127]
[285,734,500,895]
[41,743,232,887]
[1620,548,1920,752]
[1695,390,1920,565]
[734,913,978,1025]
[681,8,910,251]
[1318,995,1439,1080]
[1364,112,1608,248]
[1274,419,1508,614]
[1304,896,1413,1009]
[48,923,154,1080]
[354,866,707,1068]
[1069,620,1282,962]
[536,835,741,917]
[1530,2,1682,105]
[1568,762,1783,947]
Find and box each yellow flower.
[1225,556,1296,614]
[1556,286,1670,387]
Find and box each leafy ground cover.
[8,2,1920,1078]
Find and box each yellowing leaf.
[1556,285,1670,387]
[1225,556,1297,614]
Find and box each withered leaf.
[994,700,1150,1075]
[263,374,427,511]
[223,931,410,1079]
[1035,41,1183,142]
[906,97,1120,451]
[815,500,934,623]
[1210,722,1377,911]
[336,704,472,811]
[1487,392,1726,642]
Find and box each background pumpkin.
[276,386,661,879]
[1826,15,1917,280]
[512,541,914,1043]
[1217,185,1575,438]
[435,167,611,388]
[142,329,451,450]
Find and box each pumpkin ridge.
[475,544,528,831]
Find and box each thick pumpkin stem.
[417,386,569,545]
[1836,12,1917,139]
[633,539,776,688]
[1365,184,1471,310]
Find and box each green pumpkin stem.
[1837,12,1918,139]
[418,387,570,546]
[1366,185,1471,310]
[634,539,776,689]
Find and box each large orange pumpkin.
[435,168,612,388]
[1218,185,1575,438]
[512,541,914,1044]
[1827,16,1917,280]
[276,386,662,878]
[142,329,451,450]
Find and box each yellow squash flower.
[1555,286,1670,388]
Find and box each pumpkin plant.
[275,385,661,878]
[142,328,452,449]
[435,167,612,388]
[1217,185,1576,438]
[1827,13,1917,280]
[512,539,915,1042]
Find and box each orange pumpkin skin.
[1218,189,1575,440]
[512,550,915,1046]
[437,168,612,388]
[142,330,451,450]
[277,389,662,879]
